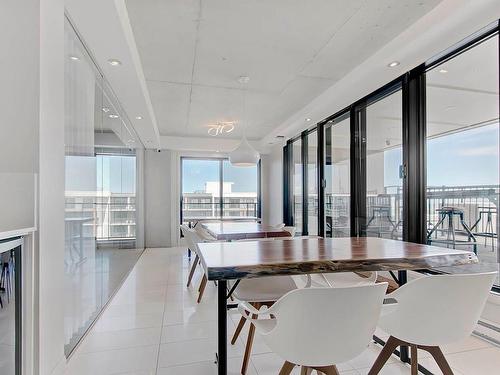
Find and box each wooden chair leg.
[313,365,339,375]
[367,336,402,375]
[231,315,247,344]
[197,275,207,303]
[423,346,454,375]
[279,361,296,375]
[186,254,199,287]
[241,303,260,374]
[410,345,418,375]
[300,366,313,375]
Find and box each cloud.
[458,146,498,156]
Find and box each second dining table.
[197,236,479,375]
[200,221,291,241]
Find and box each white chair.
[283,226,296,237]
[194,222,216,241]
[239,283,388,374]
[230,275,298,374]
[271,223,286,229]
[369,272,496,375]
[180,225,210,303]
[311,271,378,288]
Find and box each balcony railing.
[65,201,136,241]
[181,200,258,223]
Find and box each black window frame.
[283,19,500,293]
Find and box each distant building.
[182,182,257,221]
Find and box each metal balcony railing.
[181,200,258,223]
[65,201,137,241]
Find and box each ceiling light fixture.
[387,61,400,68]
[108,59,122,66]
[135,116,143,120]
[207,121,235,136]
[306,118,311,122]
[102,107,110,113]
[439,69,448,74]
[230,76,260,167]
[69,55,80,61]
[109,114,119,119]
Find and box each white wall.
[38,0,66,374]
[261,145,283,226]
[144,149,172,247]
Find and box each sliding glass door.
[359,89,404,240]
[324,113,351,237]
[425,33,499,286]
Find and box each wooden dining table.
[197,236,478,375]
[200,221,291,241]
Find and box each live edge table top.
[197,237,478,281]
[200,222,291,241]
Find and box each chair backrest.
[263,283,387,367]
[380,272,496,346]
[180,225,200,256]
[194,224,216,241]
[283,226,296,237]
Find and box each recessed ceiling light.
[306,118,311,122]
[109,114,119,119]
[387,61,400,68]
[108,59,122,66]
[102,107,110,113]
[238,76,250,84]
[445,105,456,111]
[69,55,80,61]
[135,116,143,120]
[439,69,448,74]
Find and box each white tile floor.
[64,247,500,375]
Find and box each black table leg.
[397,270,409,363]
[217,280,227,375]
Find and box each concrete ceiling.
[125,0,441,141]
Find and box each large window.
[324,113,350,237]
[181,158,258,223]
[307,131,318,235]
[425,34,499,286]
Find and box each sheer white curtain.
[170,150,181,246]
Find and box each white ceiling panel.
[302,0,442,80]
[125,0,200,83]
[124,0,444,143]
[147,81,191,134]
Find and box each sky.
[384,123,499,187]
[182,159,257,193]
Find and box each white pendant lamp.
[229,137,259,166]
[229,75,260,167]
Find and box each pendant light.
[229,76,260,167]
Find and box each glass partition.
[426,34,499,286]
[64,18,143,355]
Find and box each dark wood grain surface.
[201,222,291,241]
[197,237,478,280]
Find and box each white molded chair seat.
[283,226,296,237]
[369,272,496,375]
[239,283,388,371]
[230,276,298,303]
